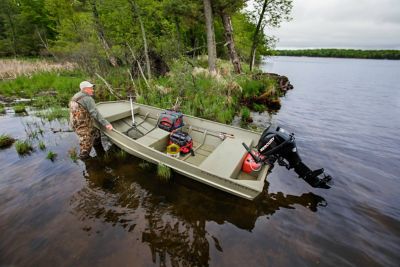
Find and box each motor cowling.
[253,124,332,189]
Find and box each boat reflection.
[70,155,327,266]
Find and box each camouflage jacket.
[69,92,109,130]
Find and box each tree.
[129,0,151,79]
[90,0,119,67]
[214,0,246,74]
[203,0,217,74]
[248,0,293,70]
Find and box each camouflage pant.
[76,126,104,157]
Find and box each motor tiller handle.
[242,142,261,163]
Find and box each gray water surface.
[1,57,399,267]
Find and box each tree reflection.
[70,156,327,266]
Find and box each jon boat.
[96,101,269,200]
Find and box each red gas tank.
[242,152,263,174]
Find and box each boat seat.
[199,137,252,179]
[136,128,170,149]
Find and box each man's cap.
[80,81,94,90]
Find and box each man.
[69,81,113,159]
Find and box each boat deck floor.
[113,114,259,181]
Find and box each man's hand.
[105,124,113,131]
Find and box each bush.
[15,140,33,155]
[13,104,26,113]
[0,134,15,148]
[46,151,57,161]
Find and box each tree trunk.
[220,10,241,74]
[90,0,119,67]
[203,0,217,74]
[129,0,151,79]
[250,0,269,71]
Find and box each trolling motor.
[242,125,332,189]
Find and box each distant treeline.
[275,49,400,60]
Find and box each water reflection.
[70,155,327,266]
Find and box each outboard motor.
[242,125,332,189]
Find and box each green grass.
[157,163,171,181]
[1,58,284,126]
[13,104,26,113]
[36,106,69,121]
[0,70,86,106]
[15,140,33,155]
[0,134,15,148]
[38,141,46,150]
[116,149,127,159]
[241,107,251,121]
[0,106,5,114]
[46,151,57,161]
[68,147,78,162]
[139,161,150,169]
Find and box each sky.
[266,0,400,50]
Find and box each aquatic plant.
[37,106,69,121]
[116,149,127,160]
[38,141,46,150]
[13,104,26,114]
[241,107,251,121]
[139,161,150,169]
[15,140,33,155]
[68,148,78,162]
[157,163,171,181]
[0,134,15,148]
[46,151,57,161]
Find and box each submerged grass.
[68,148,78,162]
[37,106,69,121]
[38,141,46,150]
[0,134,15,148]
[15,140,33,155]
[157,163,171,181]
[13,104,26,113]
[46,151,57,161]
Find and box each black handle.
[242,143,261,163]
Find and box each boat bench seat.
[136,128,170,150]
[199,137,252,179]
[106,106,140,123]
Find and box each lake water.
[1,56,399,266]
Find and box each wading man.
[69,81,113,159]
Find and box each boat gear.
[242,124,333,189]
[169,131,193,154]
[158,110,184,132]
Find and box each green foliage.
[46,151,57,161]
[238,78,265,98]
[0,70,85,105]
[275,49,400,60]
[0,134,15,148]
[68,147,78,162]
[15,140,33,155]
[38,141,46,150]
[157,163,171,181]
[241,106,251,121]
[13,104,26,113]
[37,106,69,121]
[0,106,5,114]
